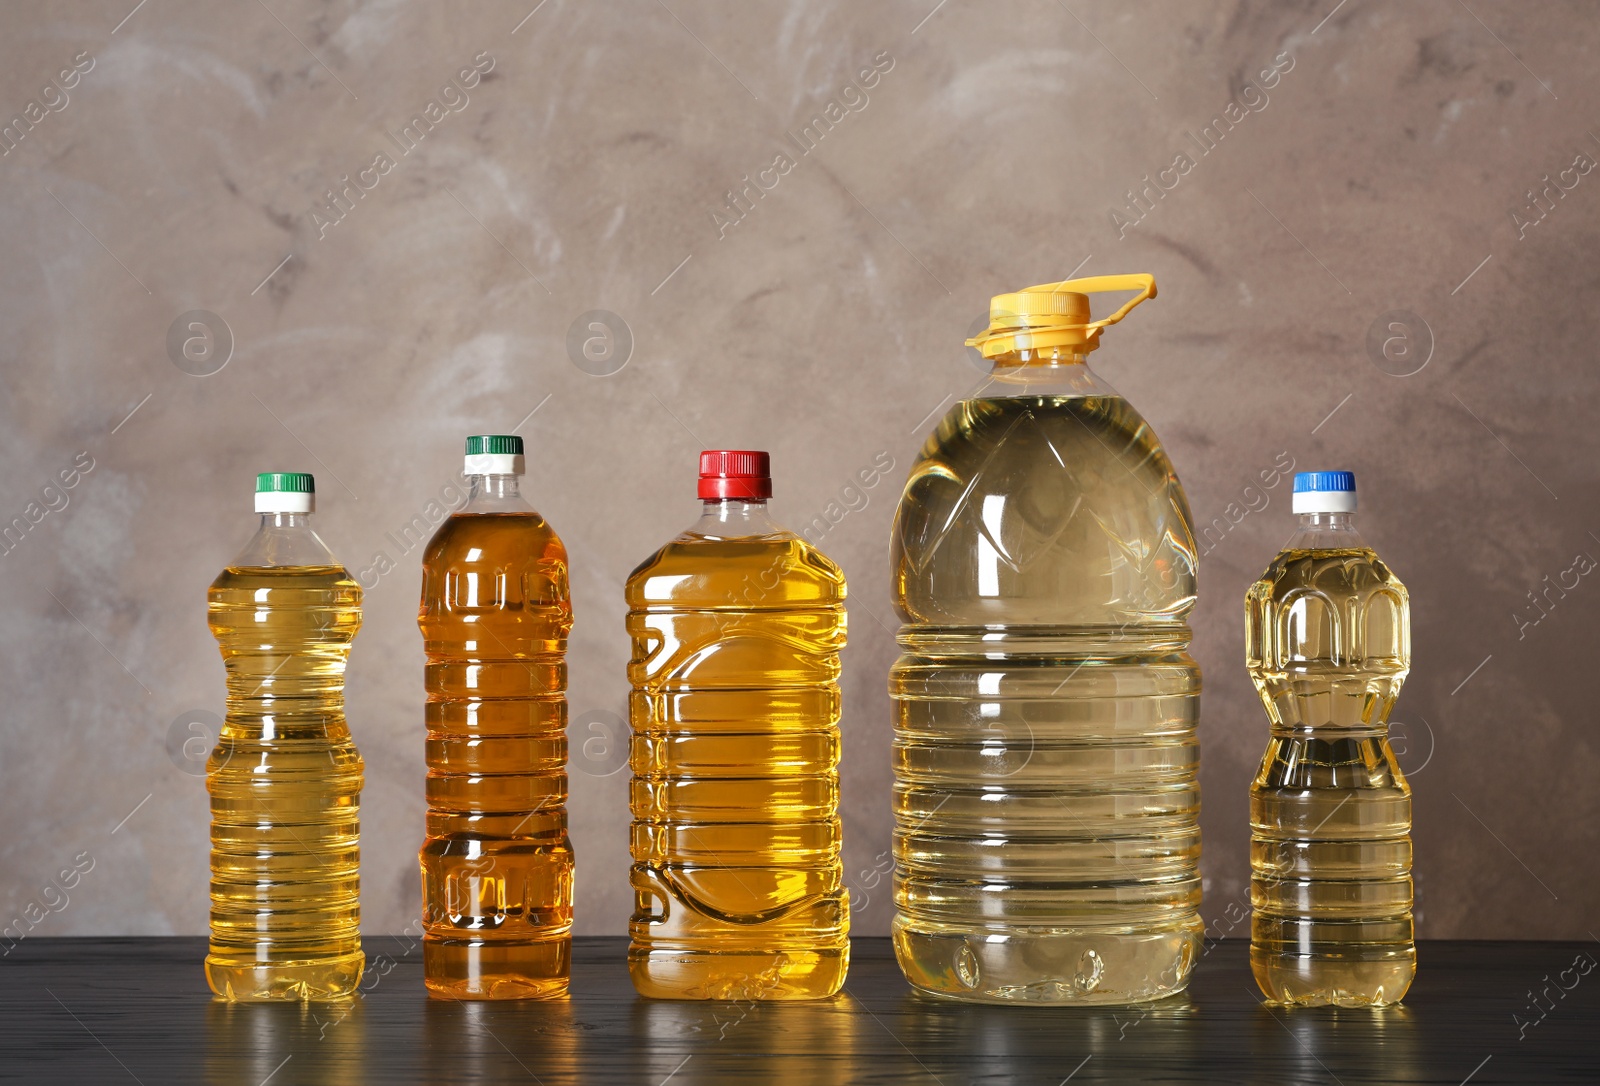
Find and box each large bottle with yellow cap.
[889,275,1202,1004]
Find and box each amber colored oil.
[1247,546,1414,1007]
[206,565,364,1002]
[418,512,574,999]
[626,531,848,999]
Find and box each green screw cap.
[256,472,315,493]
[465,435,523,456]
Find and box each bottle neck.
[1286,510,1367,551]
[463,473,533,513]
[234,510,339,568]
[980,346,1115,400]
[991,346,1088,369]
[690,498,781,539]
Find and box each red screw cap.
[698,449,771,500]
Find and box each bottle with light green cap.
[205,471,365,1000]
[417,434,575,999]
[254,472,315,514]
[463,434,525,477]
[255,471,315,490]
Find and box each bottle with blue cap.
[1246,470,1414,1006]
[206,472,365,1000]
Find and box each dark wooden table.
[1,937,1594,1083]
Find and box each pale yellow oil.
[890,393,1203,1004]
[206,565,364,1002]
[626,532,848,999]
[1247,546,1414,1007]
[418,512,574,999]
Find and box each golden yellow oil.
[890,393,1203,1003]
[417,511,575,999]
[206,565,364,1002]
[1247,545,1414,1007]
[626,531,848,1000]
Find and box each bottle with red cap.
[625,450,849,999]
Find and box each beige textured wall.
[1,0,1595,943]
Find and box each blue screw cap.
[1293,470,1355,494]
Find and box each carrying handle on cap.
[966,272,1158,358]
[1037,273,1157,335]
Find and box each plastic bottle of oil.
[206,472,364,1001]
[1247,471,1414,1006]
[626,450,848,1000]
[417,435,574,999]
[890,275,1202,1004]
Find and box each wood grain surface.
[2,937,1595,1083]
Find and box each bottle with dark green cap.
[205,472,365,1000]
[417,435,575,999]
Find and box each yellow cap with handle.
[966,273,1157,359]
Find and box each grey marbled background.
[0,0,1595,941]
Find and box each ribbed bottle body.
[1247,545,1413,1006]
[890,393,1202,1003]
[206,565,364,1002]
[419,511,574,999]
[627,532,848,999]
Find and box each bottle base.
[423,936,570,1000]
[892,917,1200,1005]
[628,945,848,1000]
[1251,946,1415,1007]
[205,950,365,1002]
